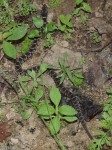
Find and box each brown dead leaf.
[0,122,12,142]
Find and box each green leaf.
[73,76,84,86]
[37,63,48,77]
[59,105,77,115]
[74,72,84,78]
[27,70,36,80]
[75,0,83,5]
[38,103,55,116]
[7,24,29,41]
[32,17,43,28]
[19,76,31,82]
[35,88,44,102]
[62,116,78,122]
[58,25,66,32]
[21,111,30,120]
[82,2,92,13]
[49,116,60,135]
[45,22,57,33]
[2,41,16,59]
[106,88,112,95]
[59,15,65,24]
[65,68,74,82]
[73,8,80,16]
[29,29,40,38]
[50,85,61,107]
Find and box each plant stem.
[40,117,67,150]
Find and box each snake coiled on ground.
[15,4,103,140]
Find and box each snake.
[14,4,103,140]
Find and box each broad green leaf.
[73,8,80,16]
[21,111,30,120]
[58,25,66,32]
[62,116,78,122]
[37,63,48,77]
[75,0,83,5]
[45,22,57,33]
[35,88,44,102]
[73,76,84,86]
[82,2,92,13]
[2,41,16,59]
[49,116,60,135]
[7,24,29,41]
[29,29,40,38]
[59,105,77,115]
[3,31,12,39]
[66,22,73,28]
[50,85,61,107]
[59,15,65,24]
[38,103,55,116]
[32,17,43,28]
[66,14,71,22]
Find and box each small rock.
[66,141,74,148]
[11,138,19,144]
[61,41,69,48]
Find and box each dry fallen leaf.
[0,122,12,142]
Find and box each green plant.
[0,0,14,25]
[17,0,36,16]
[92,32,101,44]
[89,88,112,150]
[57,54,85,87]
[17,63,78,149]
[30,17,57,48]
[18,63,48,119]
[0,24,29,59]
[49,0,63,8]
[0,0,36,26]
[73,0,92,24]
[58,14,73,40]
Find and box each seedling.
[58,14,73,40]
[18,63,48,119]
[92,32,101,44]
[73,0,92,24]
[57,54,84,86]
[89,88,112,150]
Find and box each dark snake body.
[15,4,103,140]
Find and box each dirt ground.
[0,0,112,150]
